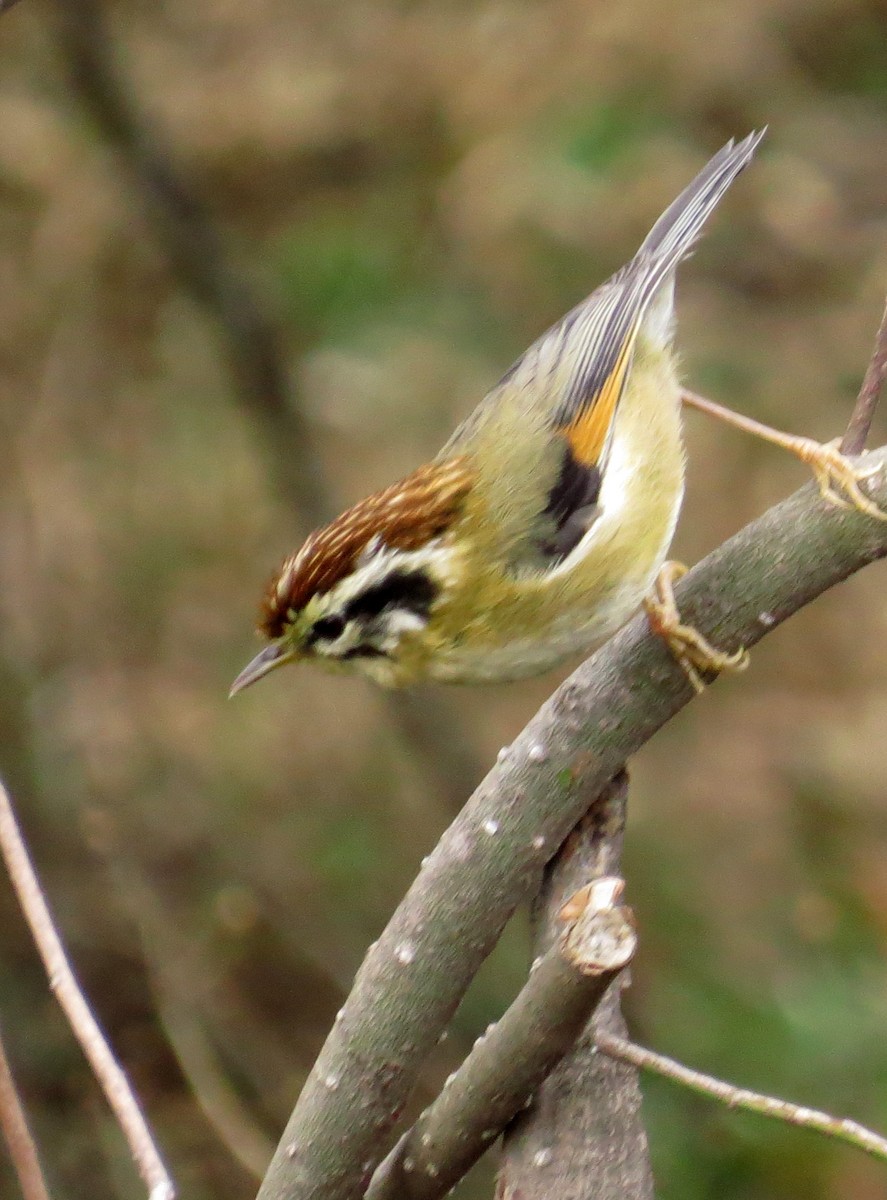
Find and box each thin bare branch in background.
[0,1021,52,1200]
[842,294,887,455]
[114,851,277,1180]
[597,1033,887,1164]
[156,1001,274,1180]
[0,778,175,1200]
[499,772,653,1200]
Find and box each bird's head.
[230,459,473,693]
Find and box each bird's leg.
[682,389,887,522]
[644,561,749,694]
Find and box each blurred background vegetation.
[1,0,886,1197]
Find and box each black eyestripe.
[343,570,437,624]
[307,615,346,644]
[341,645,387,660]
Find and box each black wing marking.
[537,440,603,560]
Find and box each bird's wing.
[500,131,763,558]
[439,133,762,563]
[543,273,646,472]
[542,131,764,474]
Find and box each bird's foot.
[644,561,749,694]
[681,391,887,521]
[796,437,887,522]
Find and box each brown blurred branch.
[105,843,278,1181]
[842,294,887,455]
[257,446,887,1200]
[50,0,329,528]
[597,1033,887,1163]
[0,778,175,1200]
[0,1021,52,1200]
[156,1000,274,1180]
[367,859,635,1199]
[498,772,653,1200]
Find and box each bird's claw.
[644,562,749,694]
[800,437,887,522]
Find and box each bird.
[230,130,884,697]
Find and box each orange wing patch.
[259,458,473,638]
[562,334,633,470]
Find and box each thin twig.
[596,1032,887,1163]
[156,1000,273,1180]
[95,828,277,1180]
[842,294,887,455]
[0,779,175,1200]
[0,1021,52,1200]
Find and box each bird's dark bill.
[229,642,295,696]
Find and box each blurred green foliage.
[560,92,673,173]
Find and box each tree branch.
[366,864,635,1199]
[0,779,175,1200]
[842,294,887,455]
[498,771,653,1200]
[0,1021,52,1200]
[256,450,887,1200]
[597,1033,887,1163]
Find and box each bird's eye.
[310,615,346,642]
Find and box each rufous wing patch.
[562,333,633,470]
[259,458,473,638]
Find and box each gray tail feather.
[484,130,765,436]
[637,129,765,273]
